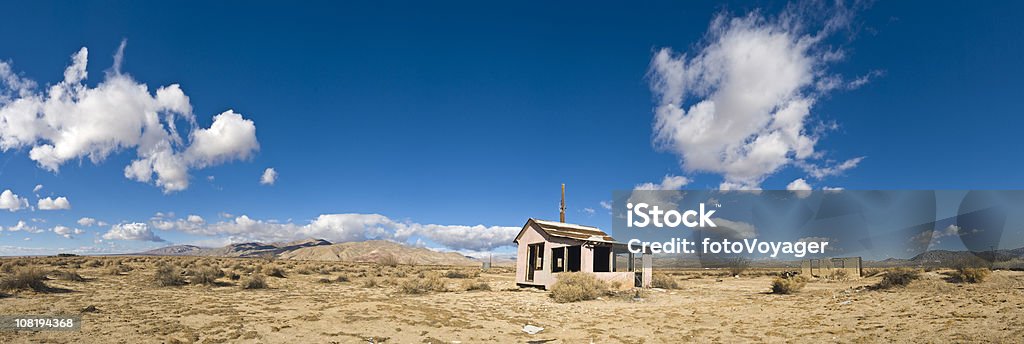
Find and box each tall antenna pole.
[560,183,566,223]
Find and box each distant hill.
[279,240,479,266]
[139,239,480,266]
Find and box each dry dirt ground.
[1,256,1023,343]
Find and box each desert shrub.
[227,272,241,280]
[294,266,314,275]
[317,277,333,284]
[827,269,850,282]
[461,279,491,291]
[154,264,186,287]
[263,265,286,278]
[361,278,380,288]
[771,275,808,294]
[0,263,13,273]
[992,258,1024,271]
[379,254,400,268]
[334,275,350,283]
[51,270,85,282]
[0,267,51,291]
[651,273,679,289]
[549,272,609,303]
[610,281,623,289]
[863,268,883,277]
[875,268,920,289]
[241,274,268,289]
[727,257,750,277]
[399,276,447,294]
[107,264,131,275]
[443,270,473,279]
[951,267,990,283]
[84,259,103,268]
[191,266,224,285]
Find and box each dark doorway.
[567,246,581,272]
[593,246,611,272]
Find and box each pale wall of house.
[516,224,627,289]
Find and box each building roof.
[514,218,621,244]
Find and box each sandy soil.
[1,257,1022,343]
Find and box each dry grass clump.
[106,264,132,276]
[190,266,225,285]
[863,268,883,277]
[51,270,86,282]
[651,273,679,289]
[241,274,268,289]
[826,269,850,282]
[992,258,1024,271]
[294,266,315,275]
[154,263,186,287]
[443,270,477,279]
[361,278,380,288]
[461,279,491,291]
[262,265,286,278]
[950,267,990,283]
[399,275,447,294]
[727,257,750,276]
[875,268,920,289]
[379,254,400,268]
[771,275,808,294]
[0,267,51,291]
[550,272,609,303]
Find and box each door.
[526,243,543,282]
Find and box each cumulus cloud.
[0,42,260,193]
[635,175,691,190]
[648,3,866,189]
[37,196,71,210]
[77,217,97,226]
[260,167,277,185]
[0,189,28,212]
[5,220,43,233]
[102,222,164,242]
[159,213,519,252]
[33,184,42,193]
[52,225,84,239]
[786,178,812,198]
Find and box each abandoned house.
[800,257,863,279]
[514,185,652,289]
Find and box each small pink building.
[513,218,652,289]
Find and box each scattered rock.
[81,305,98,313]
[522,324,544,335]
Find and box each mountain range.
[139,239,482,266]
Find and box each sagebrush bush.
[771,275,808,294]
[399,276,447,294]
[379,254,400,268]
[444,270,473,279]
[727,257,750,276]
[875,268,920,289]
[263,266,286,278]
[241,274,268,289]
[651,273,679,289]
[951,267,990,283]
[191,266,224,285]
[461,279,491,291]
[0,267,50,291]
[550,272,609,303]
[51,270,85,282]
[827,269,850,282]
[334,275,350,283]
[154,264,186,287]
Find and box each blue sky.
[1,1,1022,257]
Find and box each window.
[613,247,634,272]
[552,247,565,272]
[832,259,845,269]
[593,246,611,272]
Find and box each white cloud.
[786,178,812,199]
[52,225,84,239]
[648,3,864,189]
[0,189,28,212]
[599,201,612,210]
[635,175,690,190]
[77,217,97,226]
[582,207,595,216]
[159,213,519,252]
[102,222,164,242]
[33,184,42,193]
[0,43,260,193]
[6,220,43,233]
[187,214,204,224]
[37,196,71,210]
[260,167,277,185]
[797,157,864,179]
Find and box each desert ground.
[1,256,1023,343]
